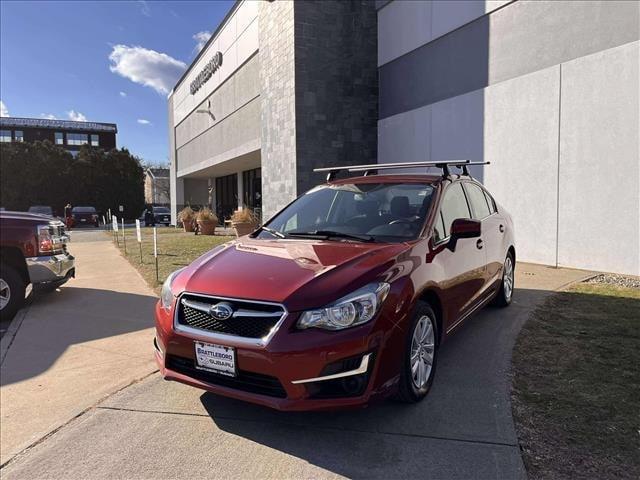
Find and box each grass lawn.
[108,227,234,292]
[512,282,640,479]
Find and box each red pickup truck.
[0,211,75,320]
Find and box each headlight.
[160,269,183,310]
[297,282,390,330]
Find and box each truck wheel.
[0,265,26,322]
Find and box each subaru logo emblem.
[209,302,234,320]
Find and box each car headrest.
[420,192,433,215]
[390,196,411,217]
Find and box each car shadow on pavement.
[197,288,550,478]
[0,286,156,387]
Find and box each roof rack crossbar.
[314,160,490,181]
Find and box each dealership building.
[169,0,639,275]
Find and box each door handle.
[499,224,505,233]
[476,239,484,249]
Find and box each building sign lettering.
[190,51,223,95]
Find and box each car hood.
[174,237,411,311]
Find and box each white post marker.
[136,219,143,263]
[122,217,126,253]
[153,226,159,282]
[102,215,106,227]
[112,216,119,245]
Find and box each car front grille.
[166,355,287,398]
[176,294,285,339]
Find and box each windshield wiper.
[288,230,375,242]
[256,226,288,239]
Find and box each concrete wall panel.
[483,66,561,266]
[431,88,485,180]
[488,1,639,86]
[378,0,432,67]
[172,0,259,125]
[175,54,259,150]
[558,42,640,275]
[176,97,260,176]
[378,104,430,164]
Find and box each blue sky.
[0,0,234,165]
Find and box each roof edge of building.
[171,0,243,95]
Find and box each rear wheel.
[493,252,515,307]
[0,265,26,321]
[395,302,438,403]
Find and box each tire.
[395,301,438,403]
[0,264,26,322]
[493,252,515,307]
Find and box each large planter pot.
[232,221,257,237]
[197,219,217,235]
[182,219,195,232]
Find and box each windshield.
[259,183,436,243]
[72,207,96,213]
[28,206,53,215]
[153,207,170,213]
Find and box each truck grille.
[176,294,285,339]
[166,355,287,398]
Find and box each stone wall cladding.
[294,0,378,194]
[259,0,297,220]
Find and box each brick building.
[0,117,117,155]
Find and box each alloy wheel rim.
[411,315,435,389]
[0,278,10,310]
[503,256,514,301]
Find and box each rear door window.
[440,182,471,237]
[464,183,491,219]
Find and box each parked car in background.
[28,205,54,217]
[154,160,515,411]
[70,206,99,228]
[142,206,171,226]
[0,211,75,320]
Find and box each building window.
[55,132,64,145]
[90,134,99,146]
[14,131,24,142]
[0,130,11,143]
[67,133,89,146]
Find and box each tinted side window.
[483,190,497,214]
[464,183,491,219]
[440,183,471,237]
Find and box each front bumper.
[154,300,402,411]
[26,252,75,286]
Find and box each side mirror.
[447,218,481,251]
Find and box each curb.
[0,303,29,366]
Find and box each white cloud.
[40,113,58,120]
[137,119,151,125]
[67,110,87,122]
[119,91,127,97]
[193,31,212,52]
[108,44,186,95]
[138,0,151,17]
[0,100,8,117]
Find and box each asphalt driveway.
[0,252,592,479]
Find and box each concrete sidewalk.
[0,231,158,465]
[0,262,593,479]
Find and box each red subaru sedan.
[154,161,515,411]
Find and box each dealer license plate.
[194,341,236,377]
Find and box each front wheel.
[0,265,26,321]
[493,252,515,307]
[395,302,438,403]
